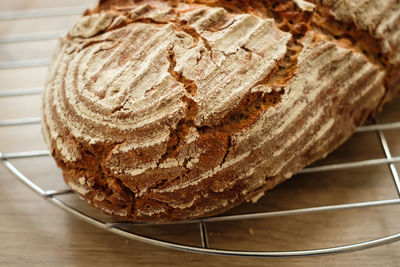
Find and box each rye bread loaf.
[41,0,400,222]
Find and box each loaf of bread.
[41,0,400,222]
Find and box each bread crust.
[42,0,399,222]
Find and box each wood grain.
[0,1,399,266]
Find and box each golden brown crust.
[42,0,398,222]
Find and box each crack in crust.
[167,47,198,96]
[156,46,199,167]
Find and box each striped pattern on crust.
[42,0,396,222]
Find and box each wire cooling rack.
[1,4,400,258]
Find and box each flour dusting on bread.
[42,0,399,222]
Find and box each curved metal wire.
[2,155,400,257]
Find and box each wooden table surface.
[1,1,400,266]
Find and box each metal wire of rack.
[1,5,400,258]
